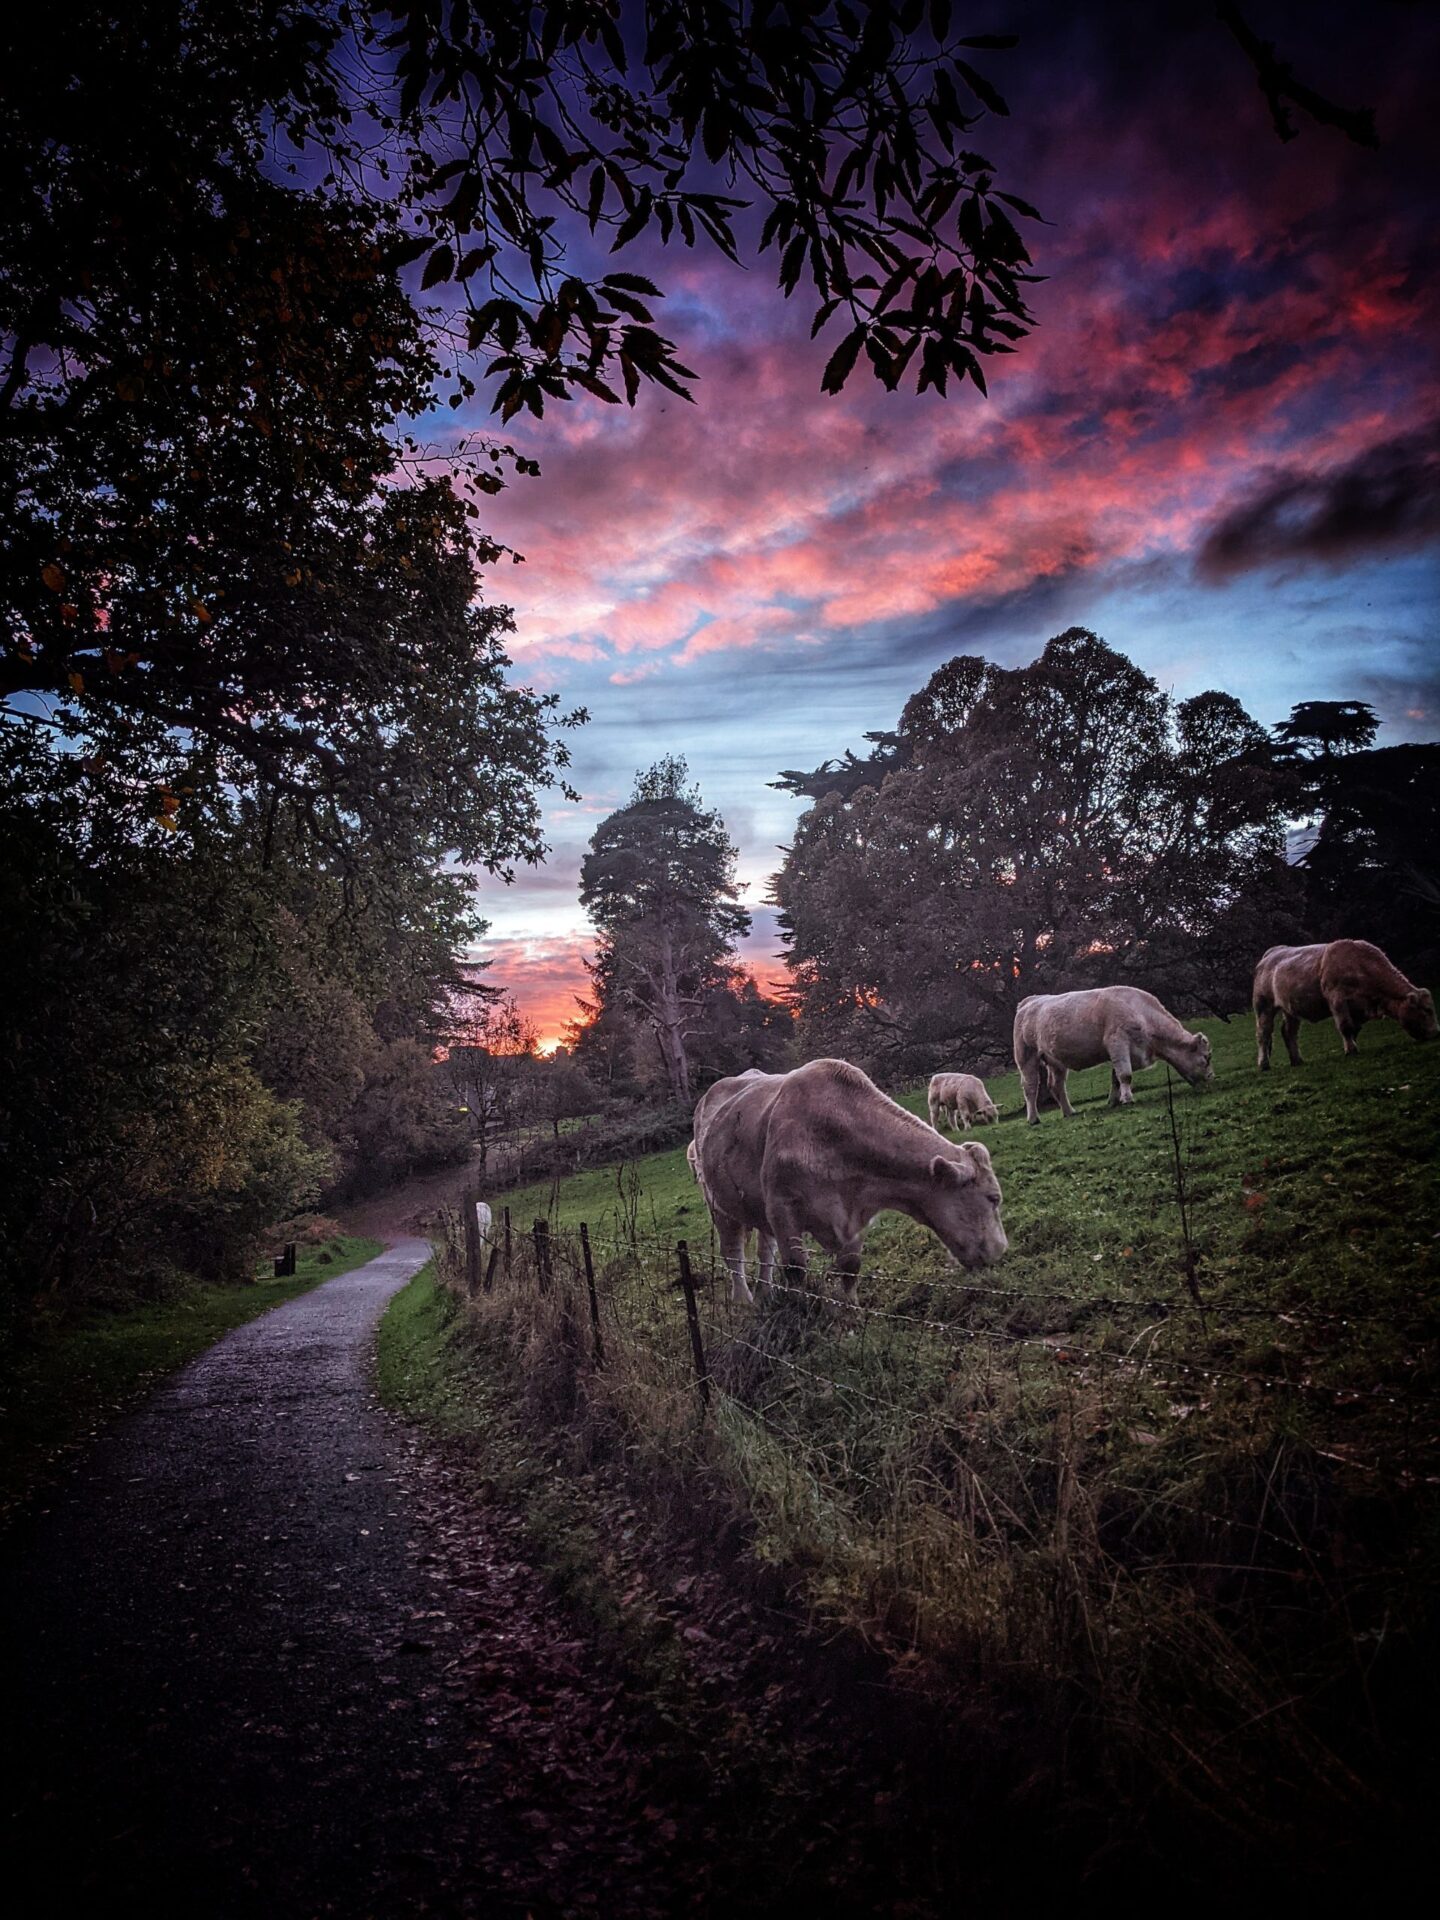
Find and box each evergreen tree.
[580,758,749,1102]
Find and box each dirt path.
[0,1241,695,1918]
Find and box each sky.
[443,3,1440,1048]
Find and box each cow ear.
[930,1153,973,1186]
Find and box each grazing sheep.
[691,1059,1006,1306]
[927,1071,999,1132]
[1014,987,1213,1125]
[1253,939,1437,1067]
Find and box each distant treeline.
[770,632,1437,1077]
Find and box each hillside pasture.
[446,1013,1440,1847]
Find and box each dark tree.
[0,4,574,1297]
[1299,743,1440,970]
[440,993,540,1169]
[580,757,749,1102]
[1,4,575,865]
[1272,700,1380,763]
[774,631,1292,1071]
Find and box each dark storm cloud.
[1196,420,1440,578]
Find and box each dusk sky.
[447,3,1440,1046]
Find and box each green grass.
[0,1233,382,1522]
[375,1258,484,1438]
[425,1013,1440,1843]
[495,1015,1438,1329]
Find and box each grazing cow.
[690,1058,1007,1306]
[928,1071,999,1132]
[1014,987,1213,1125]
[1253,939,1437,1067]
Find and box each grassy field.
[0,1233,382,1522]
[494,1013,1437,1323]
[440,1013,1439,1853]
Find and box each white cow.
[691,1059,1007,1305]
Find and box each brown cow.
[691,1059,1007,1305]
[928,1071,999,1132]
[1253,939,1437,1067]
[1014,987,1213,1124]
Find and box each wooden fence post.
[274,1242,297,1278]
[463,1190,483,1293]
[579,1223,604,1367]
[676,1240,710,1412]
[482,1244,501,1293]
[533,1218,552,1295]
[503,1206,512,1279]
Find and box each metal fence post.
[579,1223,604,1367]
[676,1240,710,1412]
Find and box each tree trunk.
[647,929,691,1103]
[654,1011,690,1103]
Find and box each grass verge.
[0,1232,382,1523]
[378,1261,693,1672]
[378,1261,1082,1911]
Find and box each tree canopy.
[1272,700,1380,763]
[773,630,1296,1071]
[0,4,571,1298]
[580,756,755,1101]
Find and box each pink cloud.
[470,933,595,1050]
[427,49,1436,697]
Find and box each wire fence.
[429,1186,1440,1833]
[437,1197,1440,1487]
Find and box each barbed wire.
[441,1210,1440,1416]
[483,1213,1410,1333]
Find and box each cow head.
[1180,1031,1214,1087]
[923,1143,1007,1268]
[1400,988,1438,1042]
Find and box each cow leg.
[1049,1062,1076,1118]
[714,1212,753,1307]
[1109,1044,1134,1106]
[927,1095,945,1132]
[755,1231,778,1299]
[1281,1012,1303,1066]
[832,1234,865,1305]
[1019,1056,1045,1125]
[766,1205,811,1293]
[1255,1001,1275,1071]
[1332,1002,1362,1056]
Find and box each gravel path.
[0,1242,687,1918]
